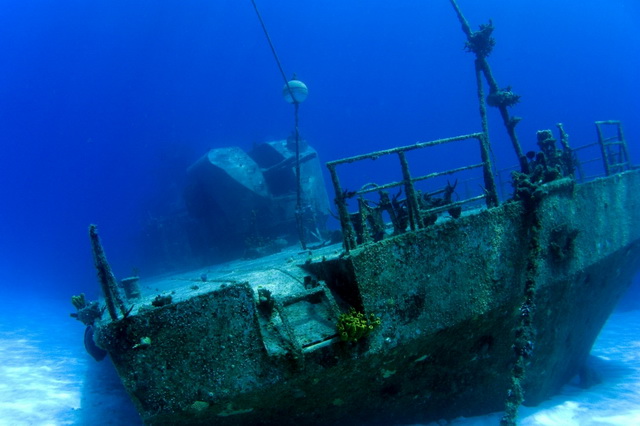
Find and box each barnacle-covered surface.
[95,170,640,425]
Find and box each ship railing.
[576,120,634,181]
[493,121,634,196]
[571,141,607,181]
[326,132,499,252]
[569,121,634,182]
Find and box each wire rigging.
[250,0,307,249]
[250,0,295,97]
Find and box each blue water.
[0,0,639,424]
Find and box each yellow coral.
[336,308,381,342]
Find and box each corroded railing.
[562,121,632,182]
[326,132,499,252]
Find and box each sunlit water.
[1,298,638,425]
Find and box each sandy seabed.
[1,297,638,426]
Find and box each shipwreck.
[71,1,639,425]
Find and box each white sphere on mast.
[283,79,308,104]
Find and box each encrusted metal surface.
[95,170,640,425]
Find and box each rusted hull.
[95,170,640,425]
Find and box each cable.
[250,0,307,249]
[250,0,296,99]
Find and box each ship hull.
[95,170,640,425]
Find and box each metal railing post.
[327,163,356,251]
[478,134,499,207]
[397,151,422,231]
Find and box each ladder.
[256,279,340,368]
